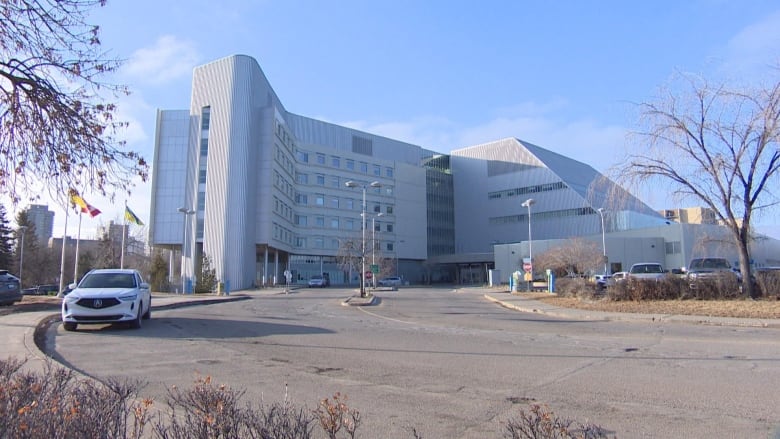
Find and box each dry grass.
[530,293,780,319]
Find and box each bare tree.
[620,71,780,298]
[534,237,603,278]
[0,0,148,205]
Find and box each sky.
[16,0,780,239]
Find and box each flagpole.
[57,208,69,297]
[74,211,82,282]
[120,201,127,269]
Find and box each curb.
[483,294,779,328]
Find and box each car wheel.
[130,303,142,329]
[142,302,151,320]
[63,322,77,331]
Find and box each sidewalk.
[482,291,780,328]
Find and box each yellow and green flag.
[125,205,144,226]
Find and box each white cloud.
[123,35,200,84]
[718,10,780,79]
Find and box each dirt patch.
[0,296,61,316]
[533,294,780,319]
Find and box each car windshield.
[632,264,662,274]
[690,258,730,269]
[80,273,136,289]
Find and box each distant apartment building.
[26,204,54,244]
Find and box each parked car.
[378,276,403,287]
[592,274,612,290]
[611,272,629,283]
[61,269,151,331]
[308,274,328,288]
[686,258,740,282]
[0,270,22,305]
[628,263,666,281]
[37,284,60,295]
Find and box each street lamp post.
[345,180,381,297]
[597,208,608,275]
[178,207,196,294]
[521,198,535,291]
[18,226,27,290]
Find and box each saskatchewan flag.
[125,206,144,226]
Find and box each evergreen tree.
[149,250,170,292]
[0,205,14,269]
[195,253,217,294]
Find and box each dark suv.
[0,270,22,305]
[686,258,740,288]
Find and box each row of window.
[296,150,394,178]
[488,181,567,200]
[489,207,597,225]
[291,235,396,252]
[293,192,394,215]
[292,214,394,232]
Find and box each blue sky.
[30,0,780,238]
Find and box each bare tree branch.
[0,0,148,205]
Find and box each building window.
[295,215,307,226]
[197,192,205,211]
[330,218,339,228]
[315,194,325,206]
[386,206,393,214]
[316,217,324,227]
[332,156,340,168]
[317,153,326,165]
[386,224,393,233]
[297,151,309,163]
[387,243,394,251]
[346,219,354,230]
[201,107,210,130]
[346,199,354,210]
[199,169,207,184]
[346,159,355,170]
[665,241,681,254]
[360,162,368,173]
[316,174,325,185]
[297,173,308,184]
[314,238,324,249]
[330,197,339,208]
[330,176,340,188]
[200,138,208,156]
[296,237,306,248]
[295,193,308,204]
[373,204,380,213]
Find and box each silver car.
[61,269,151,331]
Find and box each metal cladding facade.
[451,138,662,254]
[150,54,665,289]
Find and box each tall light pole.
[178,207,196,294]
[371,212,384,288]
[521,198,535,291]
[597,208,608,275]
[18,226,27,290]
[345,180,381,297]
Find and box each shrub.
[504,404,614,439]
[755,270,780,299]
[553,277,592,298]
[1,357,613,439]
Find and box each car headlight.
[64,294,81,303]
[118,292,138,301]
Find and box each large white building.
[149,55,779,291]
